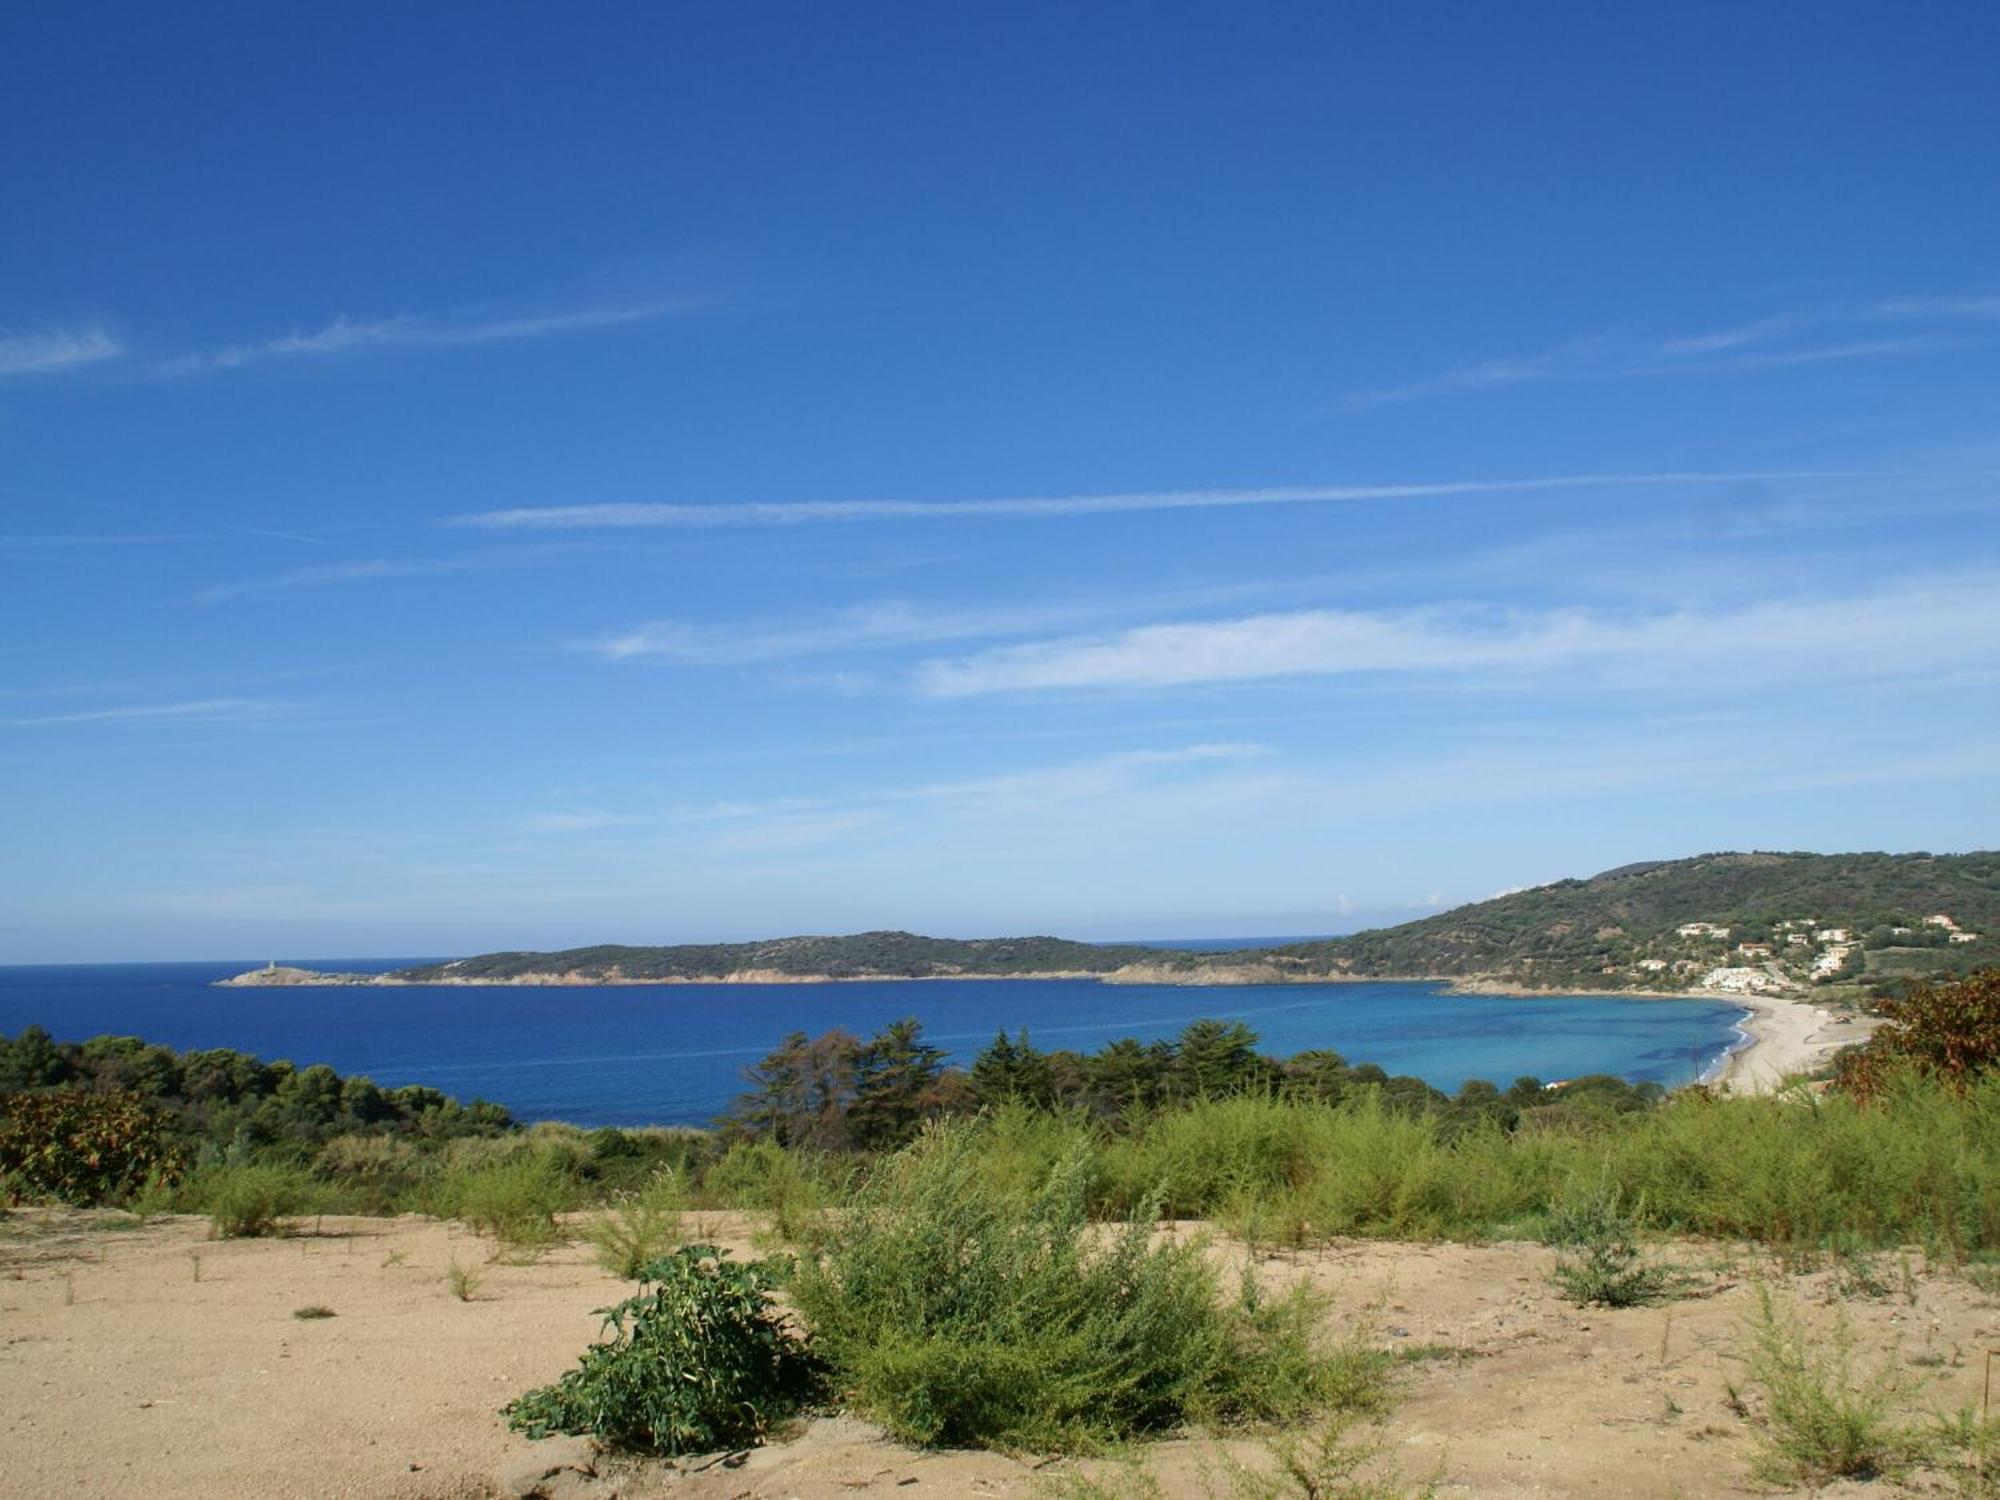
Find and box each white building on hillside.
[1700,965,1790,994]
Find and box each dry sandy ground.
[4,1208,1996,1500]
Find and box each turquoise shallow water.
[0,960,1748,1127]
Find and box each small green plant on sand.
[587,1169,684,1279]
[1929,1406,2000,1497]
[1743,1284,1930,1484]
[1544,1187,1679,1308]
[445,1257,484,1302]
[504,1244,821,1455]
[1042,1414,1439,1499]
[292,1305,336,1320]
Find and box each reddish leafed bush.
[0,1089,185,1204]
[1837,969,2000,1101]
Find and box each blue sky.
[3,3,1997,962]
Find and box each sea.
[0,955,1751,1128]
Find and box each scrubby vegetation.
[0,1024,511,1164]
[0,1087,184,1204]
[790,1126,1380,1450]
[1838,968,2000,1099]
[1542,1187,1682,1308]
[1742,1285,1931,1484]
[6,972,2000,1264]
[13,967,2000,1485]
[588,1169,686,1278]
[504,1244,821,1453]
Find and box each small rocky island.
[217,962,385,988]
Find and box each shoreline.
[1443,979,1877,1095]
[1700,989,1877,1094]
[213,964,1867,1096]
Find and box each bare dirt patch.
[4,1209,1998,1498]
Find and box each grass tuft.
[586,1168,684,1278]
[445,1256,484,1302]
[1543,1187,1683,1308]
[1742,1283,1931,1484]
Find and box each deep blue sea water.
[0,960,1749,1128]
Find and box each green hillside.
[1282,849,2000,990]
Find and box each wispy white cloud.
[1342,294,1994,408]
[587,583,1295,665]
[905,743,1267,809]
[0,532,190,548]
[0,325,124,378]
[1340,339,1601,408]
[153,298,694,376]
[455,469,1910,533]
[1,697,285,727]
[1877,294,2000,320]
[516,808,635,835]
[707,810,887,853]
[1711,336,1948,371]
[915,571,2000,696]
[591,601,1084,664]
[514,743,1269,852]
[1654,314,1800,357]
[195,556,476,604]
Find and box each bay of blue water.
[0,960,1747,1128]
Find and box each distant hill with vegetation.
[391,931,1173,983]
[224,850,1995,995]
[1277,849,1999,992]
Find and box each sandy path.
[5,1209,1997,1498]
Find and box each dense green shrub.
[790,1122,1374,1451]
[504,1245,820,1453]
[0,1089,184,1204]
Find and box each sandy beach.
[1707,991,1878,1094]
[3,1206,1989,1499]
[1447,980,1877,1095]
